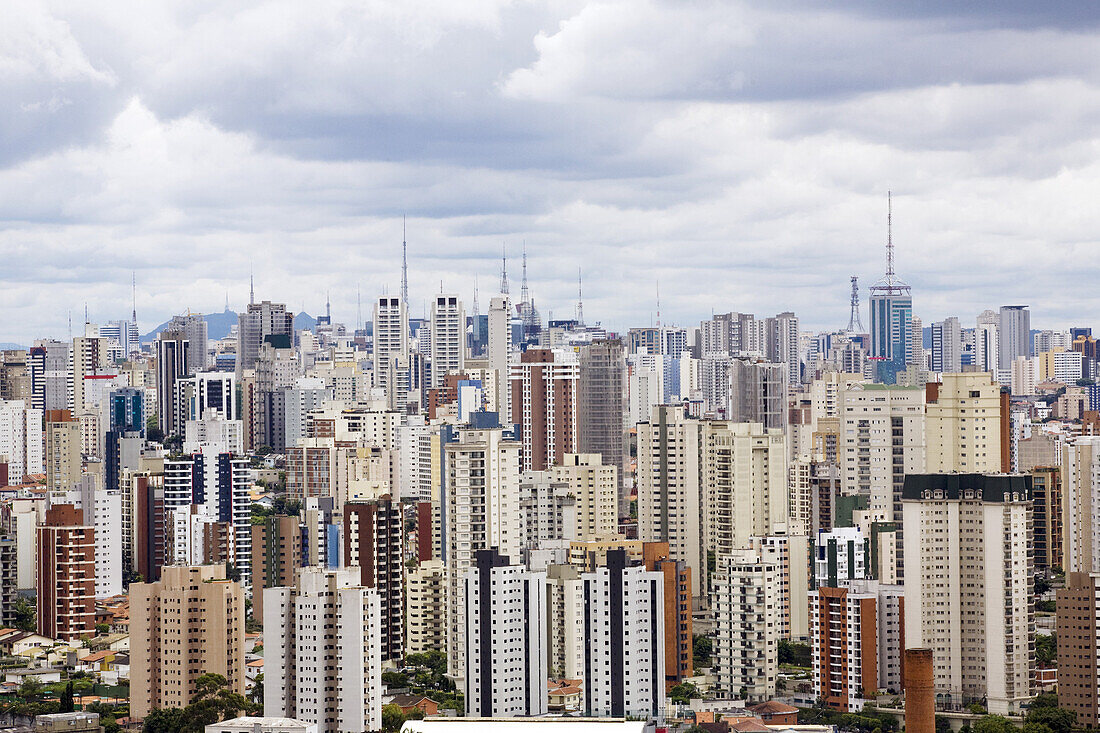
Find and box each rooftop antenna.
[68,310,72,339]
[84,302,89,325]
[472,275,480,316]
[356,283,362,332]
[131,271,137,324]
[500,243,509,296]
[401,215,409,305]
[249,261,255,305]
[847,276,865,332]
[886,190,894,278]
[870,190,910,296]
[576,268,584,325]
[225,290,230,312]
[521,242,530,305]
[326,291,331,322]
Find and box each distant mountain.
[143,310,317,342]
[0,343,25,351]
[294,313,318,332]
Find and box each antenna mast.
[847,276,865,332]
[576,268,584,325]
[131,271,137,324]
[521,242,529,305]
[886,190,894,278]
[401,215,409,305]
[473,275,480,316]
[500,244,509,296]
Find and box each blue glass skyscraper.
[869,193,913,384]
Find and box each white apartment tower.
[1062,436,1100,574]
[464,548,548,718]
[582,549,666,719]
[711,548,780,701]
[373,296,408,401]
[430,294,465,390]
[264,567,382,733]
[902,473,1033,715]
[0,400,43,480]
[444,427,522,680]
[487,296,512,422]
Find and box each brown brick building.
[37,504,95,641]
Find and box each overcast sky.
[3,1,1100,343]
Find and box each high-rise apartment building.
[1030,466,1062,573]
[37,504,95,641]
[838,382,924,574]
[578,339,627,510]
[765,311,801,386]
[487,296,512,420]
[1063,436,1100,574]
[405,559,445,657]
[166,314,210,372]
[251,515,302,621]
[998,305,1031,371]
[264,567,383,733]
[509,349,578,472]
[155,330,190,436]
[712,548,779,701]
[343,499,404,663]
[0,400,43,481]
[810,579,904,712]
[550,453,618,541]
[444,427,522,679]
[925,373,1009,473]
[581,548,666,718]
[637,405,788,598]
[464,548,548,718]
[902,473,1033,715]
[29,340,70,412]
[430,294,464,390]
[931,317,962,373]
[727,358,787,430]
[373,296,408,400]
[237,301,294,375]
[1057,572,1100,726]
[71,326,110,414]
[130,564,245,719]
[642,543,693,690]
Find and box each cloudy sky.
[3,1,1100,344]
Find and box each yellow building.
[925,372,1007,473]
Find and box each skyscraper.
[264,567,383,733]
[868,194,913,384]
[237,301,294,376]
[37,504,95,641]
[509,349,578,472]
[155,330,190,436]
[930,317,962,373]
[902,473,1033,715]
[429,294,465,390]
[582,548,666,718]
[998,305,1031,371]
[578,339,627,510]
[463,548,548,718]
[373,296,408,400]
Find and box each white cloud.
[0,1,1099,343]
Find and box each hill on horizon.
[143,310,317,341]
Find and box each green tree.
[142,708,187,733]
[669,682,700,704]
[18,676,44,700]
[972,715,1015,733]
[693,635,713,668]
[382,671,408,688]
[1025,705,1075,733]
[1035,633,1056,666]
[1030,693,1059,710]
[382,704,407,732]
[59,682,74,713]
[1035,575,1052,595]
[13,597,35,632]
[936,716,951,733]
[95,623,110,635]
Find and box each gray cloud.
[0,1,1099,343]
